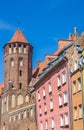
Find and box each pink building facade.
[34,50,72,130]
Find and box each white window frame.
[74,106,77,119]
[64,91,68,104]
[51,118,55,129]
[78,78,81,91]
[79,105,83,118]
[73,81,76,94]
[57,75,61,87]
[62,71,66,84]
[45,120,48,130]
[64,113,69,126]
[48,82,52,94]
[43,88,46,97]
[38,92,41,101]
[60,114,64,127]
[40,122,43,130]
[59,94,62,107]
[50,99,53,110]
[74,60,78,71]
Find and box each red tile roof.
[0,82,4,95]
[9,29,28,43]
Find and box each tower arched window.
[9,45,12,54]
[11,94,15,108]
[23,45,26,53]
[25,95,29,102]
[19,44,21,53]
[13,44,17,53]
[17,94,23,105]
[3,123,6,130]
[19,58,23,66]
[10,58,14,67]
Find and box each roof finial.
[17,21,21,30]
[74,27,77,34]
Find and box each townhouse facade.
[32,43,74,130]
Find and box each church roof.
[9,29,28,43]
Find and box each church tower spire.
[4,29,33,90]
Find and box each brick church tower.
[1,30,36,130]
[4,29,33,90]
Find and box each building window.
[79,105,83,118]
[44,103,47,114]
[19,44,21,53]
[48,82,52,94]
[25,95,29,102]
[3,123,6,130]
[73,81,76,94]
[24,110,26,118]
[64,113,69,126]
[30,108,33,116]
[62,71,66,84]
[13,44,17,53]
[38,92,41,101]
[43,87,46,98]
[10,58,14,67]
[23,45,26,53]
[45,120,48,130]
[27,109,29,118]
[74,60,78,71]
[9,45,12,54]
[19,58,23,66]
[17,94,23,105]
[60,115,64,127]
[40,122,43,130]
[74,106,77,119]
[18,113,21,120]
[39,106,42,116]
[59,94,62,107]
[78,78,81,91]
[19,83,22,89]
[64,91,68,104]
[50,99,53,111]
[11,94,15,108]
[9,116,11,123]
[19,70,22,76]
[51,118,55,129]
[57,75,61,87]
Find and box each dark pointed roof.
[9,29,28,43]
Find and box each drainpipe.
[63,57,72,130]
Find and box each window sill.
[64,102,68,106]
[62,82,66,86]
[79,116,83,120]
[59,105,63,108]
[74,118,78,121]
[50,108,53,111]
[65,124,69,127]
[60,125,64,128]
[57,85,61,90]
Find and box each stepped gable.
[9,29,28,43]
